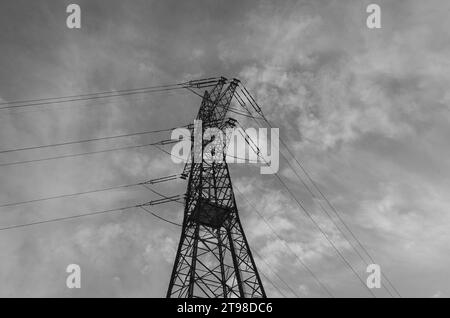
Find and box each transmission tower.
[167,78,266,298]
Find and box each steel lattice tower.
[167,78,266,298]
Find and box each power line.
[0,183,139,209]
[275,135,401,297]
[234,185,334,298]
[252,249,300,297]
[0,139,177,168]
[0,176,185,231]
[0,175,182,209]
[139,206,181,227]
[141,184,184,206]
[277,124,399,297]
[265,128,398,298]
[0,120,259,168]
[0,78,225,112]
[255,268,288,298]
[143,174,181,185]
[151,143,177,158]
[1,118,236,169]
[142,194,185,206]
[0,205,136,232]
[276,169,376,297]
[0,124,187,155]
[237,99,376,298]
[239,118,382,296]
[238,87,399,296]
[235,114,376,297]
[0,92,158,118]
[238,84,401,297]
[0,87,186,112]
[0,193,280,298]
[0,83,184,106]
[0,203,181,232]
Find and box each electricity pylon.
[167,78,266,298]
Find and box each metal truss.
[167,78,266,298]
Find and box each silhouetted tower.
[167,78,266,298]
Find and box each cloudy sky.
[0,0,449,297]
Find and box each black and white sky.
[0,0,449,297]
